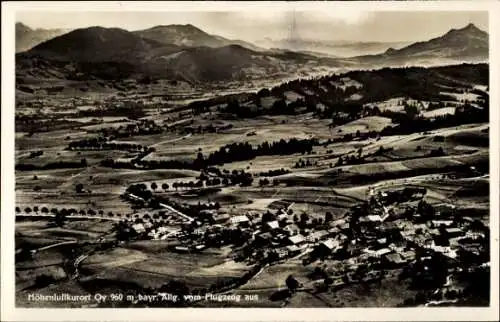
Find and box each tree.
[75,183,84,193]
[325,212,333,223]
[33,206,39,213]
[24,207,32,214]
[54,210,67,227]
[162,183,169,191]
[15,207,21,213]
[285,275,300,293]
[151,182,158,191]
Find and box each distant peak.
[151,24,202,31]
[16,22,32,32]
[464,23,478,30]
[385,47,397,54]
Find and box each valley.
[14,19,491,309]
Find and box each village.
[117,181,489,303]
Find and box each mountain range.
[256,38,412,57]
[352,23,488,66]
[15,22,70,53]
[15,22,489,84]
[133,24,264,52]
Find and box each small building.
[401,250,416,262]
[157,227,169,234]
[380,221,399,232]
[445,228,463,238]
[132,223,146,234]
[367,215,383,222]
[373,248,392,257]
[306,230,329,243]
[400,230,415,239]
[286,244,305,256]
[431,220,454,228]
[383,252,406,266]
[331,219,347,227]
[313,238,342,257]
[213,213,231,224]
[376,238,388,246]
[277,213,288,221]
[288,234,306,246]
[256,232,273,245]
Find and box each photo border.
[2,1,499,321]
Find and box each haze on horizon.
[17,10,488,44]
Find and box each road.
[37,240,77,252]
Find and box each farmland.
[15,63,490,308]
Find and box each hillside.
[16,26,329,84]
[354,23,488,66]
[24,26,176,63]
[134,24,263,51]
[16,22,70,53]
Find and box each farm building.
[230,215,250,227]
[288,234,306,246]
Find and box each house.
[383,253,406,266]
[431,220,453,228]
[400,230,415,239]
[339,222,350,230]
[288,234,306,245]
[266,220,280,230]
[322,238,342,251]
[413,235,432,247]
[367,215,382,222]
[285,223,300,235]
[401,250,416,262]
[157,227,169,234]
[314,238,342,257]
[428,228,440,236]
[213,213,230,224]
[287,245,300,253]
[331,218,347,227]
[132,223,146,234]
[273,248,286,259]
[465,231,485,240]
[380,221,399,232]
[372,248,392,257]
[256,232,273,245]
[199,209,217,223]
[306,230,329,243]
[445,228,463,238]
[376,238,388,246]
[230,215,250,227]
[277,213,288,221]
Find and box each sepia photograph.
[1,1,499,321]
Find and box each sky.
[17,10,488,43]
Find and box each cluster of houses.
[121,184,488,292]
